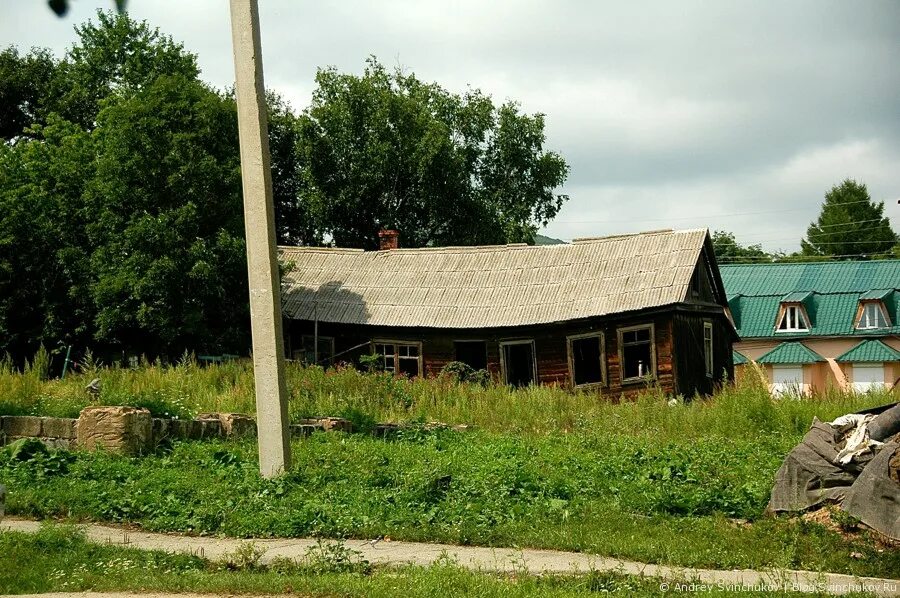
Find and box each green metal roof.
[733,351,749,365]
[836,340,900,363]
[721,261,900,338]
[782,291,812,303]
[756,342,825,364]
[860,289,893,301]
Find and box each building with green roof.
[720,260,900,395]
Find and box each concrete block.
[2,416,43,438]
[76,406,152,455]
[41,417,77,439]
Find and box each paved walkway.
[3,518,898,597]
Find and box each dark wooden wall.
[285,306,733,399]
[670,310,735,398]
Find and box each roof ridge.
[721,258,900,268]
[572,228,705,244]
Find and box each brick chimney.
[378,229,400,250]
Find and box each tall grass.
[0,353,894,440]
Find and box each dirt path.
[3,518,898,597]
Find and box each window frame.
[566,332,607,389]
[855,301,891,330]
[703,321,714,379]
[617,323,657,384]
[498,338,537,387]
[775,303,810,333]
[371,339,423,377]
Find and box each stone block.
[41,417,77,439]
[168,419,190,439]
[220,413,256,438]
[151,418,169,443]
[186,419,204,440]
[196,412,256,438]
[290,423,318,438]
[2,416,42,438]
[372,423,402,438]
[76,406,152,455]
[198,419,223,439]
[299,417,353,433]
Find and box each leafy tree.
[711,231,772,263]
[0,47,61,140]
[801,179,898,259]
[296,58,569,249]
[86,75,247,354]
[0,116,97,358]
[59,11,200,130]
[0,11,249,360]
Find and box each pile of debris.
[768,401,900,541]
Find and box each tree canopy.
[710,231,772,264]
[296,58,569,249]
[800,179,897,259]
[1,12,248,361]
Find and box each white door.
[852,364,886,393]
[771,365,804,397]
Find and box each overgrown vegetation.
[0,525,878,597]
[1,353,892,438]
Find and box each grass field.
[1,355,898,578]
[0,525,878,597]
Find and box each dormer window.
[856,301,889,330]
[777,304,809,332]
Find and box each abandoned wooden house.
[278,228,736,397]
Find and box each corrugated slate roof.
[757,342,826,364]
[721,261,900,338]
[836,340,900,363]
[279,228,711,329]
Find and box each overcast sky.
[4,0,899,253]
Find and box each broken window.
[373,342,421,377]
[777,304,809,332]
[568,333,604,387]
[703,322,713,378]
[619,325,655,382]
[454,340,488,371]
[857,302,889,330]
[501,340,536,387]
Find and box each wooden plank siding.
[284,305,731,399]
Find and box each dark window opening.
[570,335,603,386]
[703,322,713,378]
[454,340,488,371]
[621,326,654,381]
[297,335,334,367]
[502,342,535,387]
[397,343,420,377]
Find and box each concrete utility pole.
[229,0,291,478]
